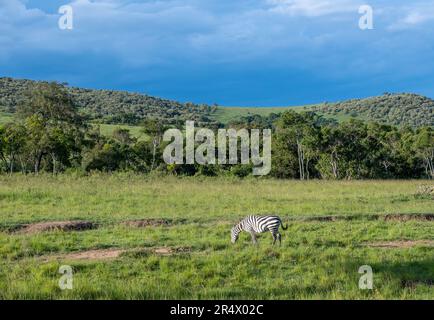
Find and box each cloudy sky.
[1,0,434,105]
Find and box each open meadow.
[0,175,433,299]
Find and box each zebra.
[231,215,288,245]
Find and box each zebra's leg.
[277,233,282,246]
[250,232,258,245]
[271,232,277,245]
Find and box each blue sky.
[1,0,434,106]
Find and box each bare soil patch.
[296,215,377,222]
[52,248,127,261]
[153,246,191,255]
[366,240,434,248]
[382,214,434,222]
[43,246,192,262]
[15,221,97,234]
[301,216,340,222]
[295,213,434,223]
[121,218,171,228]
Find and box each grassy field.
[210,106,299,123]
[0,175,433,299]
[0,113,146,140]
[0,112,13,125]
[210,105,348,124]
[0,107,365,128]
[96,123,147,141]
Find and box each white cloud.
[266,0,361,17]
[2,0,434,86]
[387,2,434,30]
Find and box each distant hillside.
[0,77,218,126]
[214,94,434,127]
[1,77,432,127]
[306,93,434,127]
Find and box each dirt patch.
[16,221,97,234]
[382,214,434,222]
[295,214,384,223]
[295,213,434,223]
[43,246,191,262]
[301,216,340,222]
[153,247,179,255]
[153,246,191,255]
[1,224,26,233]
[52,248,127,261]
[366,240,434,248]
[121,219,171,228]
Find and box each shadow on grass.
[346,255,434,290]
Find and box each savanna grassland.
[0,175,433,299]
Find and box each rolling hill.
[306,93,434,127]
[212,94,434,127]
[0,77,218,127]
[1,77,433,128]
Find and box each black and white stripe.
[231,215,288,245]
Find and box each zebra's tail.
[281,220,288,230]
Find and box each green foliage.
[0,77,219,127]
[413,127,434,178]
[271,112,432,180]
[309,93,434,127]
[0,123,26,173]
[0,78,433,178]
[3,78,434,128]
[12,82,86,174]
[212,94,434,128]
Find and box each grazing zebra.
[231,215,288,245]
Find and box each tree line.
[307,93,434,127]
[3,77,434,129]
[0,82,433,179]
[0,77,219,127]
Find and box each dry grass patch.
[366,240,434,248]
[294,213,434,223]
[121,218,171,228]
[382,214,434,222]
[41,246,192,262]
[48,248,127,261]
[15,221,97,234]
[299,215,340,222]
[415,184,434,199]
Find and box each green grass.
[0,107,373,129]
[211,105,373,125]
[211,105,339,124]
[0,112,13,125]
[210,106,298,123]
[0,175,433,299]
[95,123,147,141]
[0,114,146,140]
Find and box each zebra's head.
[231,225,240,243]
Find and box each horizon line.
[1,76,432,109]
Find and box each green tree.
[413,127,434,179]
[0,125,6,172]
[141,119,168,171]
[112,128,137,145]
[18,82,85,174]
[274,111,321,180]
[1,123,26,174]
